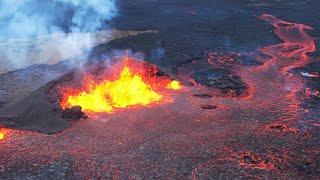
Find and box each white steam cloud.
[0,0,117,73]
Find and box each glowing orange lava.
[61,59,181,113]
[167,80,182,90]
[0,129,5,140]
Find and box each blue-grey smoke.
[0,0,117,72]
[0,0,117,39]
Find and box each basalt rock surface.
[0,72,80,134]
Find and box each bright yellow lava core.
[63,66,165,113]
[168,80,182,90]
[0,132,5,140]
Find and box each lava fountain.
[60,58,182,113]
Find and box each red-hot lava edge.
[191,14,318,176]
[239,14,316,129]
[0,14,319,178]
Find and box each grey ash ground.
[0,0,320,179]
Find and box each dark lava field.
[0,0,320,179]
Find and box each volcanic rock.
[0,60,72,112]
[201,104,217,110]
[193,68,230,83]
[0,83,67,134]
[295,162,314,174]
[0,71,86,134]
[3,162,73,179]
[235,54,263,66]
[268,124,286,131]
[193,69,247,96]
[206,51,262,67]
[61,106,86,120]
[193,94,212,99]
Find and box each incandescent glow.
[0,131,5,140]
[167,80,182,90]
[65,67,162,112]
[61,59,181,113]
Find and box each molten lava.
[0,129,5,140]
[167,80,182,90]
[61,59,181,113]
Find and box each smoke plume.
[0,0,117,73]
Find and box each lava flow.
[60,58,181,113]
[258,14,316,72]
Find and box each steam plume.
[0,0,117,73]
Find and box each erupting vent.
[60,58,181,113]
